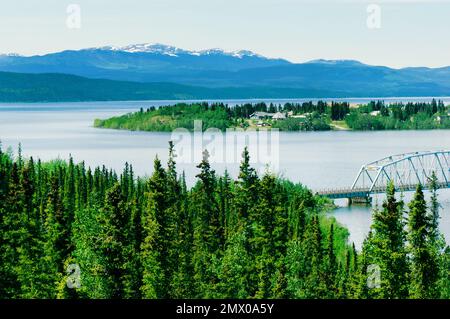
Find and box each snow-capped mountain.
[91,43,265,59]
[306,59,366,66]
[0,43,290,84]
[94,43,189,56]
[0,43,449,97]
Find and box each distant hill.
[0,43,449,97]
[0,71,346,102]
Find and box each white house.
[272,112,286,120]
[249,112,274,120]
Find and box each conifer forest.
[0,143,448,299]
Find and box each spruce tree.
[236,147,258,221]
[141,158,166,298]
[71,205,111,299]
[98,183,129,298]
[408,184,440,298]
[217,231,250,298]
[302,215,327,298]
[0,163,25,298]
[324,223,338,297]
[164,142,184,297]
[171,171,195,298]
[361,182,409,298]
[191,150,221,297]
[285,237,304,298]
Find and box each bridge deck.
[317,182,449,199]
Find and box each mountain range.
[0,43,449,101]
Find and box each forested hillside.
[0,71,339,102]
[0,71,212,102]
[0,144,448,299]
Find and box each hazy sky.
[1,0,449,68]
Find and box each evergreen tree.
[191,150,221,297]
[164,142,184,297]
[28,173,65,298]
[323,223,338,297]
[302,215,327,298]
[249,173,279,298]
[63,157,76,254]
[285,238,304,298]
[217,231,250,298]
[429,172,441,242]
[429,172,450,298]
[171,171,195,298]
[141,158,166,298]
[0,163,25,298]
[17,159,45,298]
[361,183,409,298]
[98,183,129,298]
[408,184,440,298]
[236,147,258,222]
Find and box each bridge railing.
[317,187,370,196]
[317,181,449,197]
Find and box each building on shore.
[272,112,287,120]
[249,112,274,120]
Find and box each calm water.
[0,100,449,249]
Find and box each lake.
[0,99,449,249]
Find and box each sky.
[0,0,449,68]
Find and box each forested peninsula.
[94,100,450,132]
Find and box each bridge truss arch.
[351,150,450,193]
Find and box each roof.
[250,112,274,117]
[272,112,286,119]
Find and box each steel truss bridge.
[318,150,450,201]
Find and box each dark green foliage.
[345,100,449,130]
[94,101,334,132]
[354,181,448,299]
[0,144,448,299]
[95,100,448,133]
[358,182,409,298]
[0,162,25,298]
[330,102,350,121]
[441,247,450,299]
[407,184,440,298]
[0,144,340,299]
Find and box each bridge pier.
[348,196,372,205]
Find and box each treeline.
[0,144,448,299]
[94,103,232,132]
[96,99,450,133]
[346,100,450,130]
[94,101,353,132]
